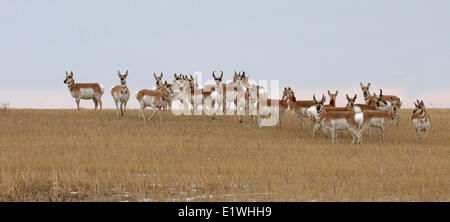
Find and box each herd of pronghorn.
[63,70,430,144]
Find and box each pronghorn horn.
[65,71,69,76]
[321,94,326,104]
[368,83,371,87]
[346,94,351,101]
[154,72,157,78]
[335,90,338,96]
[212,71,216,78]
[360,82,363,88]
[313,94,317,103]
[125,70,128,76]
[220,71,223,78]
[70,71,73,76]
[379,89,383,97]
[353,94,357,100]
[160,72,163,78]
[328,90,331,96]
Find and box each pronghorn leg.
[97,97,103,110]
[330,128,336,144]
[120,102,124,116]
[123,101,128,115]
[415,128,421,143]
[148,109,157,121]
[312,122,321,138]
[396,115,400,127]
[93,98,98,110]
[76,99,81,110]
[114,99,119,116]
[380,127,384,143]
[422,128,429,141]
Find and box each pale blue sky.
[0,0,449,108]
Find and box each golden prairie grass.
[0,108,448,201]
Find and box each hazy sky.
[0,0,449,108]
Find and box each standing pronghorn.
[111,70,130,117]
[283,87,316,129]
[314,94,363,145]
[359,96,400,143]
[411,100,430,143]
[135,85,172,125]
[63,71,104,110]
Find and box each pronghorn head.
[390,97,401,113]
[327,90,338,105]
[240,72,249,87]
[164,80,172,89]
[154,72,163,87]
[282,87,290,101]
[413,99,425,115]
[64,71,74,85]
[212,71,223,86]
[360,82,371,98]
[118,70,128,85]
[233,71,240,83]
[313,94,326,112]
[346,94,357,110]
[174,73,182,81]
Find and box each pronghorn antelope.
[314,94,363,144]
[63,71,104,110]
[360,82,401,107]
[135,85,172,125]
[257,94,288,128]
[168,75,191,113]
[411,100,430,143]
[111,70,130,117]
[283,87,316,129]
[359,98,400,143]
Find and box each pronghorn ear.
[154,72,157,79]
[360,82,363,88]
[335,90,338,96]
[160,72,163,78]
[353,94,357,100]
[328,90,331,96]
[368,83,371,88]
[65,71,69,76]
[70,71,73,77]
[118,70,121,76]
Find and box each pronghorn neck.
[67,80,75,90]
[329,96,335,106]
[364,93,372,104]
[419,109,426,119]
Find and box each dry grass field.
[0,108,448,202]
